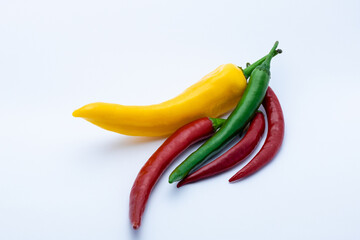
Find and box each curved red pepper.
[177,112,265,188]
[229,87,284,182]
[129,117,224,229]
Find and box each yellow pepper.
[73,54,274,137]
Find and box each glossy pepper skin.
[169,41,279,183]
[229,87,284,182]
[177,111,265,187]
[130,117,225,229]
[72,54,275,137]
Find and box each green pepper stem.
[261,41,279,70]
[242,45,281,79]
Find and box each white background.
[1,0,359,239]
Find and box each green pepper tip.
[169,171,184,183]
[168,175,176,184]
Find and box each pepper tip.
[72,109,80,117]
[169,172,184,184]
[176,181,184,188]
[229,172,245,182]
[132,223,140,230]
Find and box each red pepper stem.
[208,118,225,130]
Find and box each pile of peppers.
[73,41,285,230]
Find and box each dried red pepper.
[229,87,284,182]
[129,117,224,229]
[177,111,265,188]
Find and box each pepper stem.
[209,118,226,130]
[242,45,281,79]
[261,41,279,70]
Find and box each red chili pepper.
[129,117,224,229]
[177,111,265,188]
[229,87,284,182]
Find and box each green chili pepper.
[168,41,280,183]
